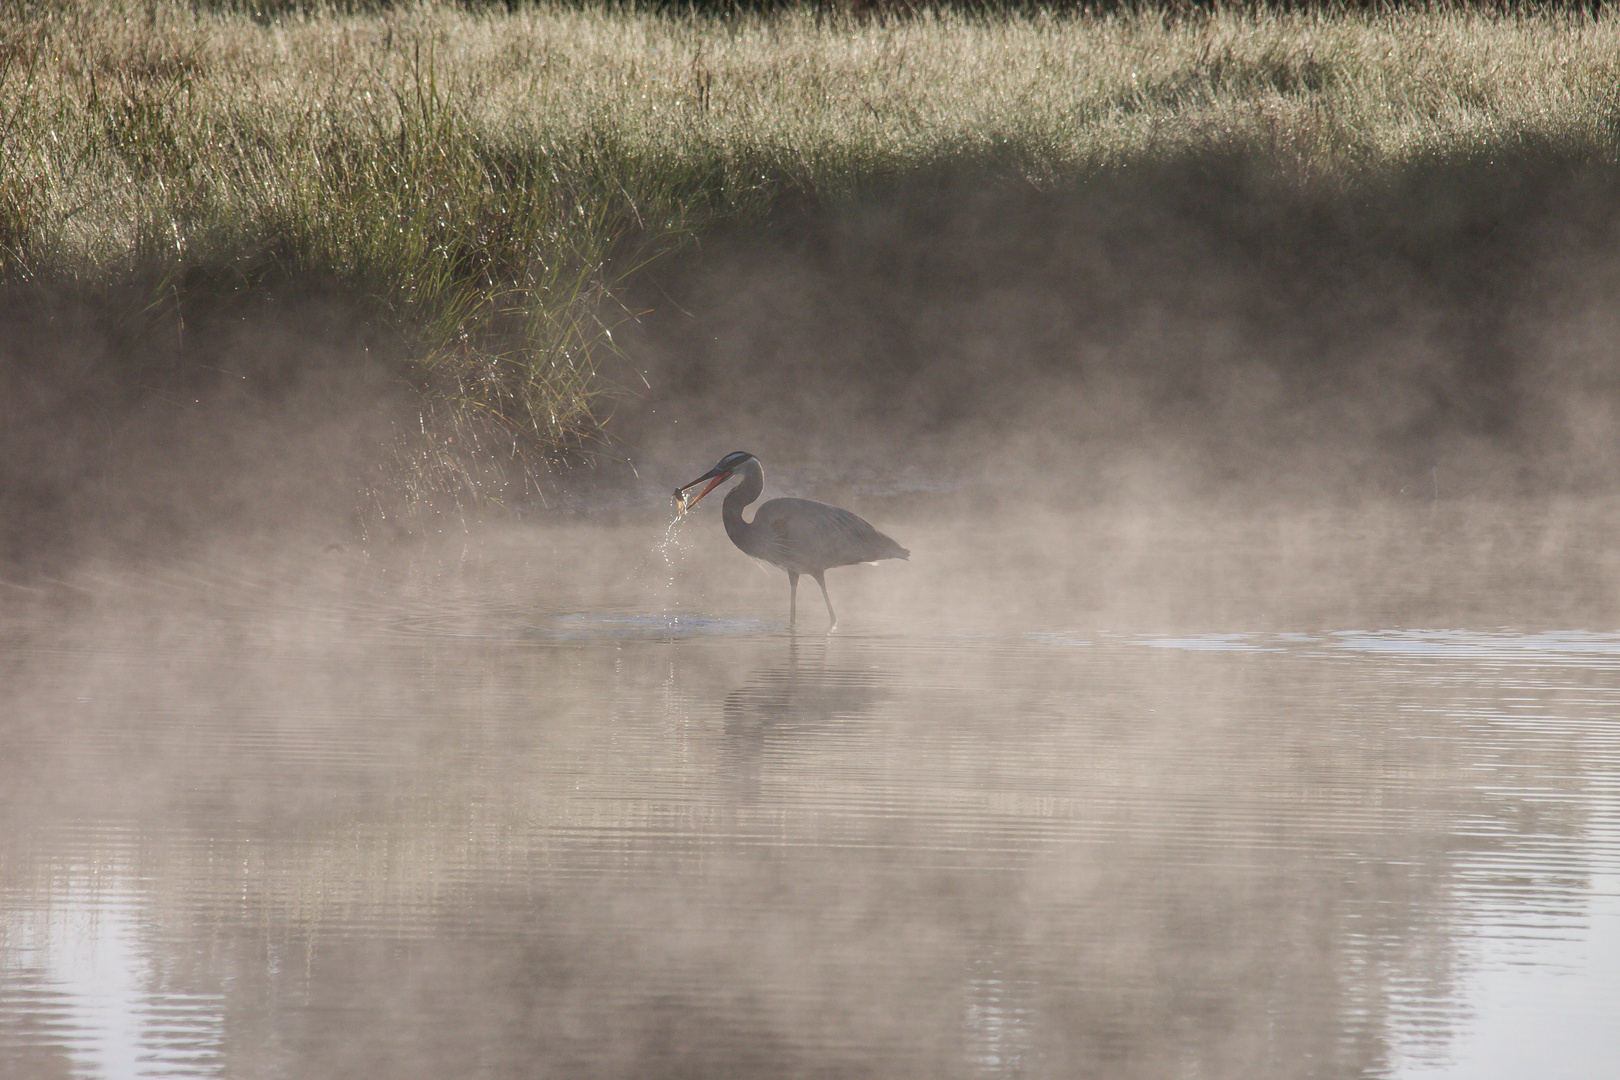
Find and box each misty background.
[8,145,1620,570]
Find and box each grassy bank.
[3,1,1618,520]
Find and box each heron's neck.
[722,459,765,550]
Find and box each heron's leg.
[812,571,837,631]
[787,571,799,628]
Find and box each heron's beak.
[676,467,731,510]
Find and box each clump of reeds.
[4,1,1617,508]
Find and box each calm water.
[3,505,1619,1079]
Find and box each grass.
[3,1,1618,510]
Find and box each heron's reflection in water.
[717,636,893,800]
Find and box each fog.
[5,155,1620,1079]
[619,158,1620,508]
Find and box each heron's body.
[677,452,908,629]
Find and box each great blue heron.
[675,451,909,629]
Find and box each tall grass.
[4,1,1618,503]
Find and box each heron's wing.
[752,498,908,570]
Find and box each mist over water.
[6,161,1620,1078]
[5,520,1620,1079]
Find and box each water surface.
[3,505,1619,1079]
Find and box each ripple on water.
[524,612,777,641]
[1332,629,1620,666]
[0,851,227,1080]
[8,563,1620,1079]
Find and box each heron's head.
[675,451,755,510]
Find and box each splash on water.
[638,493,700,612]
[656,498,691,567]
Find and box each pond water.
[3,502,1619,1079]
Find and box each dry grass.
[3,1,1617,502]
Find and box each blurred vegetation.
[2,0,1617,512]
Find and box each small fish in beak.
[674,466,733,516]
